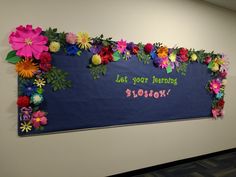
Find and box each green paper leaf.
[166,65,172,74]
[89,64,107,79]
[208,61,213,69]
[44,66,72,91]
[5,51,21,64]
[113,51,121,61]
[77,51,82,56]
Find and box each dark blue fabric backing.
[18,51,213,136]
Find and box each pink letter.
[126,89,131,97]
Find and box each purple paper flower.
[126,42,134,51]
[20,107,32,121]
[90,44,102,54]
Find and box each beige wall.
[0,0,236,177]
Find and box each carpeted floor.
[132,151,236,177]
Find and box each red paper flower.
[180,55,189,62]
[217,99,225,108]
[39,52,52,71]
[179,48,189,62]
[204,56,212,64]
[99,46,114,64]
[17,96,30,107]
[179,48,188,56]
[132,45,139,55]
[144,43,153,54]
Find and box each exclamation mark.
[167,89,171,95]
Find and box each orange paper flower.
[157,46,168,58]
[16,59,38,78]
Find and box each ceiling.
[205,0,236,11]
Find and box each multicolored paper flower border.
[5,25,228,134]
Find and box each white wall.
[0,0,236,177]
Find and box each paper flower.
[31,93,44,105]
[22,83,37,96]
[212,108,220,118]
[17,96,30,107]
[190,53,198,61]
[210,79,221,94]
[31,110,48,129]
[169,52,177,62]
[49,41,60,52]
[20,107,32,121]
[16,59,38,78]
[217,99,225,108]
[144,43,153,54]
[150,50,157,60]
[219,56,229,74]
[211,62,219,72]
[66,44,80,56]
[39,52,52,71]
[66,32,77,44]
[77,32,91,50]
[179,48,188,62]
[99,46,114,64]
[20,121,32,132]
[34,78,46,88]
[179,48,188,56]
[39,52,51,63]
[204,56,212,64]
[126,42,134,51]
[157,46,168,58]
[117,39,127,53]
[132,45,139,55]
[9,25,48,59]
[159,57,169,69]
[123,50,132,60]
[216,92,223,99]
[90,45,103,54]
[220,71,227,78]
[91,54,102,65]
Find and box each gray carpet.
[132,151,236,177]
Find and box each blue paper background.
[18,51,213,136]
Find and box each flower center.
[213,84,218,89]
[25,38,32,45]
[36,117,41,122]
[82,38,86,43]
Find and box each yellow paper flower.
[77,32,91,50]
[16,59,38,78]
[34,78,46,88]
[92,54,102,65]
[191,53,198,61]
[215,57,224,65]
[157,46,168,58]
[169,53,177,62]
[49,41,60,52]
[211,62,219,72]
[20,121,32,132]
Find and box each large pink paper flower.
[9,25,48,59]
[209,79,221,94]
[117,39,127,53]
[31,110,48,128]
